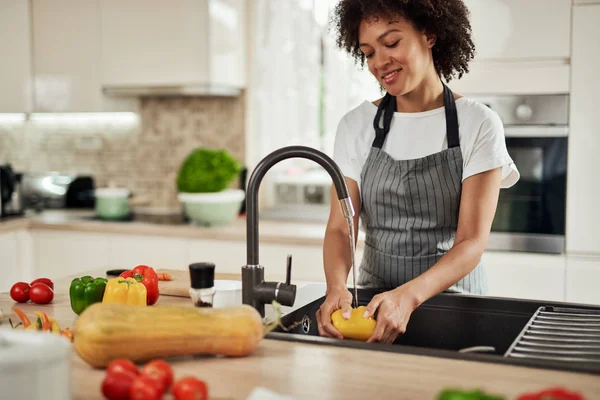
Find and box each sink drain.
[301,315,311,333]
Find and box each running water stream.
[345,216,359,309]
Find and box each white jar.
[0,327,72,400]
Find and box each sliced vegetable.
[48,316,61,333]
[60,328,73,342]
[69,276,108,315]
[157,272,172,281]
[73,302,264,367]
[120,265,160,305]
[12,307,31,328]
[33,311,51,331]
[102,277,147,306]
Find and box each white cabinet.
[0,232,20,293]
[0,229,34,292]
[187,239,326,282]
[0,1,32,112]
[187,239,362,284]
[108,234,188,271]
[15,229,34,283]
[566,256,600,305]
[463,0,571,60]
[31,0,136,112]
[32,230,110,280]
[100,0,246,95]
[482,251,566,302]
[566,4,600,255]
[450,0,572,95]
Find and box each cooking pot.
[94,188,131,220]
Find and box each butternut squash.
[73,302,265,368]
[331,306,376,341]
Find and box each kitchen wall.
[0,94,246,208]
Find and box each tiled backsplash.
[0,95,246,208]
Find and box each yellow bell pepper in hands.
[331,306,376,341]
[102,277,147,306]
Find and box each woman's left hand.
[362,285,420,344]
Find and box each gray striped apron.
[357,83,488,295]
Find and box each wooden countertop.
[0,209,365,248]
[1,269,599,400]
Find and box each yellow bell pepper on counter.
[102,277,147,307]
[331,306,376,341]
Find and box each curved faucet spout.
[245,145,354,266]
[241,145,355,317]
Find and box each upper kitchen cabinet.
[100,0,247,96]
[464,0,571,60]
[449,0,572,94]
[0,1,32,113]
[566,3,600,255]
[31,0,136,112]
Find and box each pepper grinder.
[189,262,216,308]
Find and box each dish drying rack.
[504,306,600,364]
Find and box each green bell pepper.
[69,276,108,315]
[437,389,506,400]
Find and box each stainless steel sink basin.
[266,288,600,375]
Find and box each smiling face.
[358,15,436,96]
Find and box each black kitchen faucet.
[242,145,355,318]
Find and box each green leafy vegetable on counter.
[437,388,505,400]
[70,276,108,315]
[177,147,241,193]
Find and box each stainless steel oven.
[470,94,569,254]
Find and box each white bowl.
[178,189,245,227]
[213,280,242,308]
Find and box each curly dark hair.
[330,0,476,82]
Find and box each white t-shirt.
[332,97,520,190]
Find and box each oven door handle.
[504,126,569,138]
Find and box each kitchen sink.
[266,288,600,375]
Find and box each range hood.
[99,1,247,99]
[102,84,242,98]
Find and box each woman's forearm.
[406,238,486,306]
[323,226,354,293]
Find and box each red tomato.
[141,359,173,392]
[10,282,30,303]
[30,277,54,290]
[173,377,209,400]
[29,283,54,304]
[106,359,139,377]
[101,370,137,400]
[129,375,164,400]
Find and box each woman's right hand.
[315,287,353,339]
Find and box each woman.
[316,0,520,344]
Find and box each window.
[249,0,381,170]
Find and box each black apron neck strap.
[443,82,460,148]
[372,93,396,149]
[371,81,460,150]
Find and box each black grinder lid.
[189,262,215,289]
